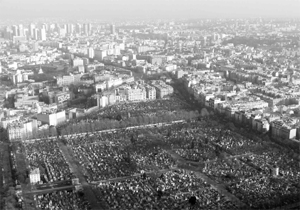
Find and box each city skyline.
[0,1,300,209]
[0,0,299,20]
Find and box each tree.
[189,196,197,206]
[43,128,50,138]
[95,121,101,131]
[41,95,50,104]
[37,130,44,139]
[167,129,172,138]
[32,130,38,139]
[227,122,236,131]
[77,124,83,134]
[116,114,122,121]
[190,141,195,149]
[85,98,94,109]
[4,187,17,210]
[65,126,71,135]
[50,127,57,137]
[169,113,176,121]
[3,97,15,109]
[144,115,152,124]
[61,138,68,145]
[151,116,158,124]
[201,108,209,117]
[263,135,271,142]
[69,84,78,94]
[0,128,9,142]
[189,111,198,119]
[85,123,91,133]
[119,121,127,128]
[71,124,78,134]
[101,120,108,130]
[130,134,137,145]
[129,117,137,126]
[90,123,95,132]
[137,115,143,124]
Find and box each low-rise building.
[36,110,66,126]
[150,80,174,99]
[57,74,82,86]
[252,118,270,133]
[271,120,297,140]
[126,87,147,102]
[7,119,38,141]
[145,85,156,100]
[29,168,40,184]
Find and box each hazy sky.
[0,0,299,20]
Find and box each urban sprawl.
[0,19,300,210]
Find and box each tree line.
[5,110,199,141]
[59,110,199,136]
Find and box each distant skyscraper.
[24,28,29,38]
[63,24,67,32]
[67,24,74,34]
[33,28,39,40]
[110,24,116,35]
[193,42,200,54]
[76,23,81,34]
[32,42,39,52]
[177,41,182,52]
[59,28,67,37]
[54,23,60,32]
[83,23,89,35]
[40,28,46,41]
[42,24,47,31]
[18,24,24,37]
[88,48,94,59]
[88,23,92,34]
[4,27,13,40]
[203,36,207,46]
[29,24,35,38]
[12,25,18,37]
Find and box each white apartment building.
[126,87,147,102]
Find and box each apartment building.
[36,110,66,126]
[7,119,38,141]
[150,81,174,99]
[57,74,82,86]
[271,120,297,140]
[145,85,156,100]
[126,86,147,102]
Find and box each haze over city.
[1,0,300,209]
[0,0,300,20]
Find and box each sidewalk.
[58,141,106,210]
